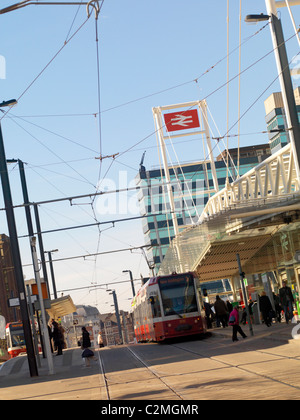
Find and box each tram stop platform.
[0,321,298,400]
[209,319,297,342]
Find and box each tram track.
[97,345,185,400]
[97,349,110,400]
[126,346,185,400]
[97,337,300,400]
[169,340,300,393]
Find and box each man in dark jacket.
[259,292,273,327]
[51,320,63,355]
[279,281,294,323]
[214,296,228,328]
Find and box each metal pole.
[0,124,38,376]
[30,236,54,374]
[123,270,135,297]
[33,203,50,297]
[111,290,123,344]
[47,251,58,299]
[153,107,179,236]
[26,284,41,368]
[9,157,53,301]
[265,0,300,181]
[236,253,254,336]
[128,270,135,297]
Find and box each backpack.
[228,314,236,325]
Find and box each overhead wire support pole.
[0,105,38,377]
[33,203,50,297]
[265,0,300,183]
[7,159,51,298]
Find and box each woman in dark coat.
[81,327,96,367]
[259,291,273,327]
[52,320,63,355]
[81,327,91,349]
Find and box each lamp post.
[44,249,58,299]
[122,269,135,297]
[236,253,254,337]
[245,0,300,181]
[0,99,38,377]
[6,158,52,299]
[31,237,54,375]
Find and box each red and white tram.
[6,322,27,358]
[132,272,207,342]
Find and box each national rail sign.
[163,109,200,132]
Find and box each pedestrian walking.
[259,291,273,327]
[81,327,97,367]
[51,320,63,356]
[203,301,214,329]
[214,295,228,328]
[241,307,247,325]
[81,326,91,349]
[248,299,254,324]
[226,300,233,315]
[273,292,282,323]
[228,305,247,342]
[47,324,53,353]
[58,324,66,349]
[279,281,294,323]
[97,332,104,348]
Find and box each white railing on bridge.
[199,143,300,222]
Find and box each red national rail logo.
[164,109,200,132]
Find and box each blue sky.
[0,0,300,314]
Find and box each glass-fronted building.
[136,144,271,274]
[264,86,300,154]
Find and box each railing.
[199,143,300,222]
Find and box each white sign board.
[0,315,6,339]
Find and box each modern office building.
[264,86,300,154]
[135,144,271,274]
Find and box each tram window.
[149,295,162,318]
[160,276,198,316]
[11,332,25,347]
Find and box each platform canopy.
[46,295,76,320]
[158,207,300,283]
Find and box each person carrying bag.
[80,327,97,367]
[229,305,247,342]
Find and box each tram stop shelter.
[46,295,76,320]
[158,196,300,305]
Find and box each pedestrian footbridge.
[159,143,300,292]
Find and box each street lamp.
[0,99,38,377]
[44,249,58,299]
[245,0,300,181]
[122,269,135,297]
[245,13,270,22]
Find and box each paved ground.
[0,321,299,400]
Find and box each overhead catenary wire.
[226,0,230,184]
[22,244,158,267]
[0,13,92,122]
[0,3,288,316]
[237,0,242,178]
[0,19,283,184]
[117,27,298,161]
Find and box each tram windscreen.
[11,331,25,347]
[8,325,25,348]
[159,274,198,317]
